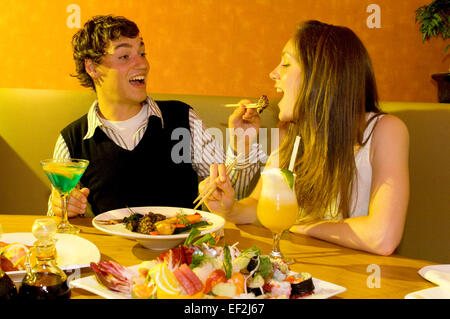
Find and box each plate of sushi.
[92,206,225,250]
[69,229,346,299]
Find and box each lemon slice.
[159,263,181,292]
[155,271,181,298]
[150,262,182,298]
[280,169,294,190]
[147,263,163,281]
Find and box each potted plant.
[415,0,450,102]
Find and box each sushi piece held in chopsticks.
[223,94,269,114]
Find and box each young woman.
[200,20,409,256]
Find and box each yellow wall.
[0,0,448,102]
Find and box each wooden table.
[0,214,439,299]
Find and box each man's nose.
[135,55,149,70]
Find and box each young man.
[49,15,262,217]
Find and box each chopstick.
[223,103,259,108]
[193,155,241,210]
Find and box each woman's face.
[270,39,302,122]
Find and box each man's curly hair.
[71,15,140,90]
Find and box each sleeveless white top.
[324,113,383,220]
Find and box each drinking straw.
[288,136,301,172]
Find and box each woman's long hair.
[278,20,382,220]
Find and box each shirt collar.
[83,96,163,140]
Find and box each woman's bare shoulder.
[373,114,409,141]
[371,113,409,161]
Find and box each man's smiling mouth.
[129,75,145,85]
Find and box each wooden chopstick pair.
[223,103,259,108]
[193,155,241,210]
[222,95,269,114]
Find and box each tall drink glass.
[40,158,89,234]
[257,168,298,261]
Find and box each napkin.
[424,270,450,291]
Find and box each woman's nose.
[269,68,279,80]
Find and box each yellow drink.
[257,198,299,233]
[257,168,298,261]
[257,168,299,233]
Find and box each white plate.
[406,264,450,299]
[92,206,225,250]
[405,287,450,299]
[418,264,450,281]
[70,265,346,299]
[1,232,101,283]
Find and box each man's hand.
[51,187,90,217]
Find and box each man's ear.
[85,59,99,79]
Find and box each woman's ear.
[85,59,98,79]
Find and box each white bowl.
[92,206,225,250]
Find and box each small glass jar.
[18,218,71,300]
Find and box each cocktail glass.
[257,168,298,262]
[40,158,89,235]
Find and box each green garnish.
[193,233,216,246]
[242,246,261,256]
[189,250,205,269]
[257,256,273,280]
[184,227,201,246]
[173,221,210,235]
[223,245,232,279]
[280,169,294,190]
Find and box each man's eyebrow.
[114,38,145,50]
[114,43,132,50]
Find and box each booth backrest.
[0,88,448,263]
[0,88,279,212]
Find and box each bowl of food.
[92,206,225,250]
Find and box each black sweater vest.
[61,101,198,215]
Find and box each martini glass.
[257,168,298,263]
[40,158,89,235]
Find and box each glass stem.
[271,232,283,259]
[60,193,69,226]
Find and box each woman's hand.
[51,187,90,217]
[228,100,261,155]
[198,164,235,216]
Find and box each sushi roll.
[287,272,315,297]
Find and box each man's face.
[91,35,149,106]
